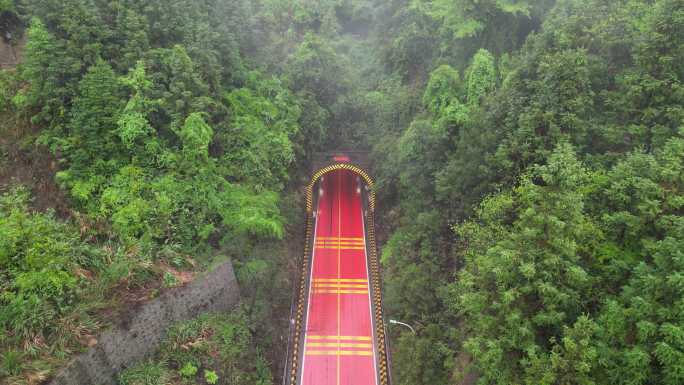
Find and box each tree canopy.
[1,0,683,384]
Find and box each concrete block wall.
[0,37,23,69]
[48,261,240,385]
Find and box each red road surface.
[300,169,378,385]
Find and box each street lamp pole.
[389,319,416,334]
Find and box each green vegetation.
[118,312,271,385]
[2,0,303,382]
[0,186,155,384]
[2,0,683,384]
[370,0,684,384]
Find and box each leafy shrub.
[0,71,24,137]
[0,292,58,341]
[0,187,80,339]
[0,350,23,377]
[0,187,156,383]
[204,370,219,384]
[0,0,15,13]
[162,272,178,288]
[118,360,171,385]
[179,362,197,378]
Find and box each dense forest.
[1,0,683,384]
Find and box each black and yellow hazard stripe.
[306,163,376,213]
[365,211,390,385]
[289,200,315,385]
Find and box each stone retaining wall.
[0,36,23,69]
[48,261,240,385]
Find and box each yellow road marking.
[314,283,367,288]
[315,243,365,247]
[314,289,369,294]
[307,335,372,341]
[307,342,373,348]
[316,245,365,249]
[305,350,373,356]
[316,240,364,243]
[314,278,367,282]
[316,239,364,242]
[317,237,364,240]
[315,244,365,247]
[318,244,363,246]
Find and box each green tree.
[377,2,439,81]
[464,49,496,105]
[286,33,350,107]
[56,60,125,209]
[422,64,462,115]
[117,61,155,150]
[177,112,213,160]
[221,72,300,191]
[18,18,63,123]
[419,0,539,38]
[145,45,213,133]
[108,6,151,71]
[447,144,601,384]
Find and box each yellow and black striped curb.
[365,212,389,385]
[289,208,313,385]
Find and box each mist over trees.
[1,0,683,384]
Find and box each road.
[299,169,379,385]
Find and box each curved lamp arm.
[389,319,416,334]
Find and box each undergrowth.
[118,311,272,385]
[0,186,198,385]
